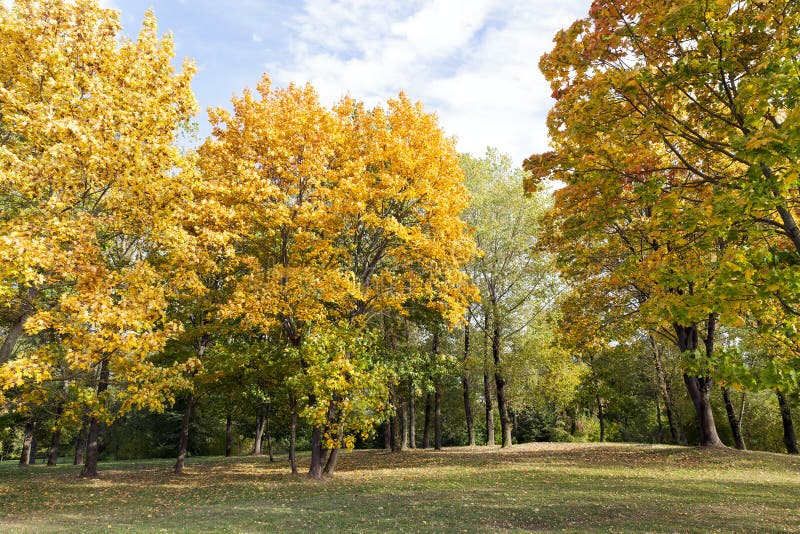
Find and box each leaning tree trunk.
[721,386,746,450]
[0,286,37,365]
[434,385,443,451]
[225,414,233,457]
[174,393,194,474]
[323,423,345,475]
[19,420,33,467]
[74,422,87,465]
[674,319,723,447]
[777,391,799,455]
[422,393,432,449]
[82,358,110,478]
[492,321,512,448]
[408,388,416,449]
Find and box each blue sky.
[107,0,592,165]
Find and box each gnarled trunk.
[174,393,194,473]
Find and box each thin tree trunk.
[434,385,442,451]
[422,393,432,449]
[390,389,400,453]
[484,370,494,446]
[656,399,665,444]
[29,437,37,464]
[492,320,512,448]
[777,391,799,455]
[408,387,416,449]
[721,386,746,450]
[174,393,194,473]
[225,414,233,457]
[463,325,475,446]
[288,393,298,473]
[463,376,475,446]
[597,395,605,443]
[266,405,274,462]
[650,335,687,445]
[674,320,723,447]
[19,420,33,467]
[81,358,110,477]
[400,394,409,450]
[74,422,87,465]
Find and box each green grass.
[1,442,799,533]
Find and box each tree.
[462,150,559,447]
[0,1,199,477]
[199,77,476,478]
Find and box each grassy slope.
[1,443,799,533]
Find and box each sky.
[105,0,592,166]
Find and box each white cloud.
[270,0,591,166]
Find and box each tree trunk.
[308,424,324,480]
[266,405,274,462]
[47,417,61,467]
[463,376,475,446]
[434,385,442,451]
[462,325,475,446]
[400,394,409,450]
[323,423,344,476]
[777,391,799,455]
[484,370,494,446]
[289,409,298,474]
[674,320,723,447]
[383,420,391,450]
[656,399,665,444]
[253,411,265,455]
[0,286,37,364]
[721,386,746,450]
[29,437,37,464]
[81,358,110,477]
[492,321,512,448]
[225,414,233,457]
[74,422,87,465]
[19,420,33,467]
[597,395,605,442]
[422,393,432,449]
[650,337,687,445]
[174,393,194,473]
[408,388,416,449]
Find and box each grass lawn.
[1,442,799,533]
